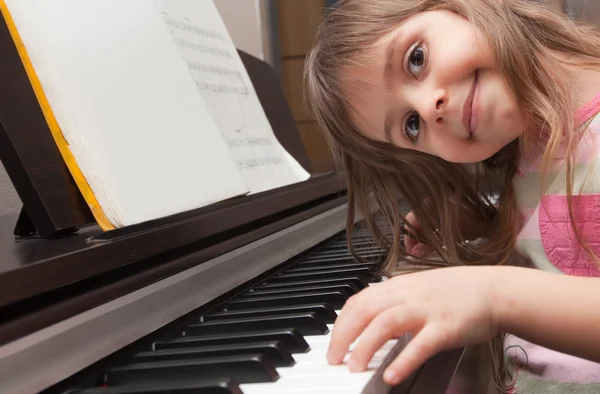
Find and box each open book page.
[155,0,311,194]
[4,0,249,228]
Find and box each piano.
[0,16,492,393]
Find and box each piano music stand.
[0,12,314,239]
[0,15,95,238]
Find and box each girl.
[304,0,600,392]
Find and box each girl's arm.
[497,266,600,363]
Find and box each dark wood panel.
[0,172,345,309]
[406,348,466,393]
[281,58,310,122]
[240,51,313,173]
[298,122,335,173]
[278,0,325,57]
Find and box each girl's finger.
[383,324,447,386]
[413,243,434,257]
[347,305,423,372]
[404,232,417,253]
[403,212,418,252]
[326,296,376,363]
[327,287,400,364]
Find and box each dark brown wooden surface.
[397,344,496,393]
[362,334,465,394]
[407,350,467,394]
[239,50,313,174]
[0,194,346,346]
[406,348,469,394]
[0,172,344,309]
[378,345,492,394]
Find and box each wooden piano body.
[0,12,485,393]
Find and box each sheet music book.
[0,0,310,230]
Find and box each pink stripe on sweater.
[539,194,600,276]
[577,93,600,125]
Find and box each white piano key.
[279,344,396,374]
[240,307,399,394]
[240,275,391,394]
[240,375,374,394]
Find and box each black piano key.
[303,249,383,259]
[305,246,381,254]
[328,240,375,247]
[154,329,309,353]
[105,355,277,385]
[284,263,377,273]
[278,265,374,276]
[267,267,376,283]
[257,276,368,291]
[320,243,380,249]
[65,380,242,394]
[183,312,328,337]
[226,290,349,310]
[133,340,294,367]
[304,253,354,259]
[205,304,337,323]
[239,283,359,298]
[298,254,382,265]
[295,258,380,267]
[299,249,381,257]
[327,246,377,252]
[304,249,379,257]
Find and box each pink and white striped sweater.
[505,93,600,393]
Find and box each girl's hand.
[326,266,501,385]
[403,211,434,257]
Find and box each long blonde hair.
[305,0,600,391]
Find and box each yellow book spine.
[0,1,115,231]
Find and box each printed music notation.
[165,16,250,135]
[187,61,241,77]
[227,138,273,148]
[163,15,223,40]
[236,157,284,169]
[174,38,230,58]
[196,82,249,95]
[156,0,310,193]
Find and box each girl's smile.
[463,68,479,137]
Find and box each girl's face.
[344,10,526,163]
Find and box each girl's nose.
[417,88,447,126]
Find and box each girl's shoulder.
[573,92,600,167]
[514,92,600,278]
[577,92,600,129]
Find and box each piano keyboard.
[61,226,398,394]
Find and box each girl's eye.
[404,113,421,143]
[407,46,425,77]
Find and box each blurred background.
[1,0,599,216]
